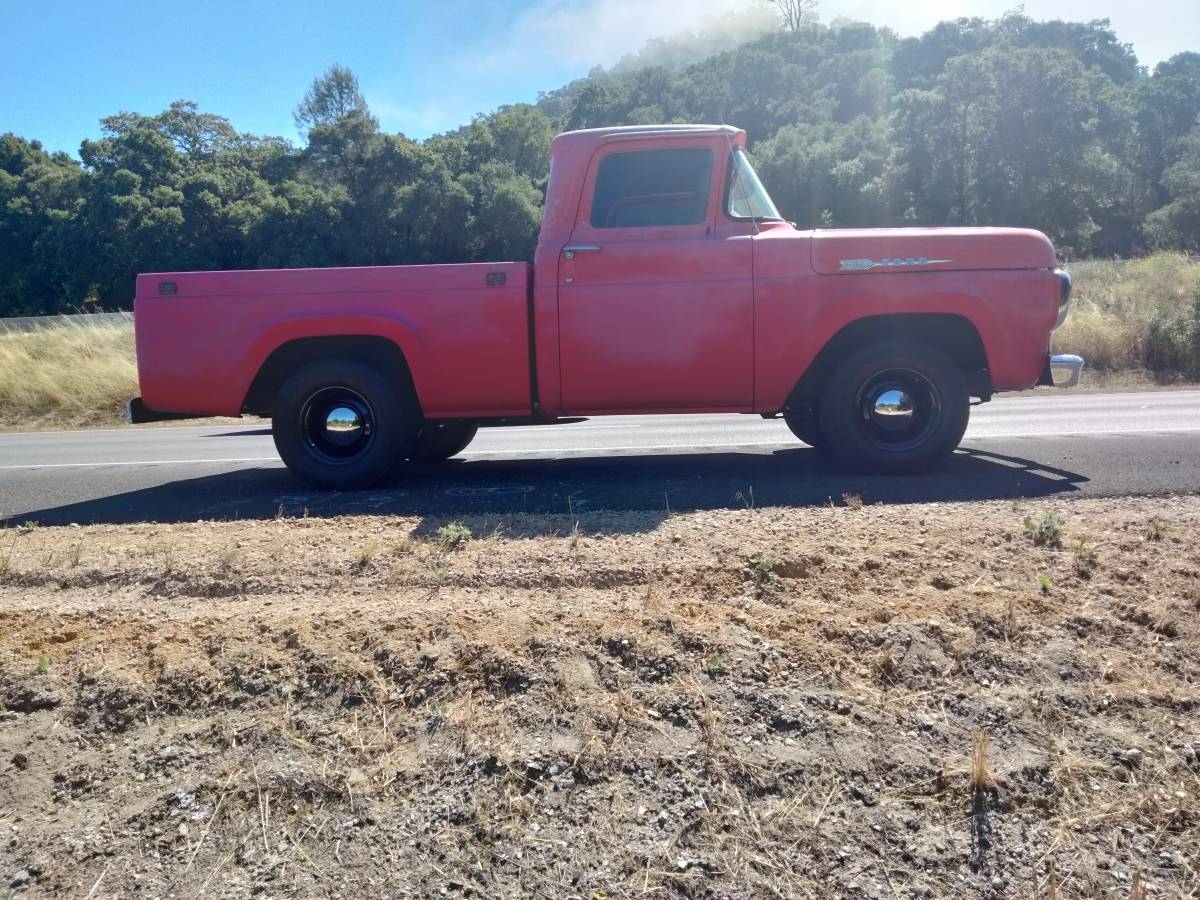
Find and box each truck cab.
[531,126,764,415]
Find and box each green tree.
[463,162,543,260]
[1135,53,1200,206]
[0,135,85,314]
[886,45,1144,256]
[1144,123,1200,252]
[294,64,376,137]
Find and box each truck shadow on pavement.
[4,445,1088,530]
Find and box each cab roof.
[556,124,741,139]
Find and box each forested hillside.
[2,12,1198,315]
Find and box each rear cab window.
[589,148,714,229]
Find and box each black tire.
[410,421,478,463]
[272,358,419,490]
[783,410,824,449]
[816,339,969,474]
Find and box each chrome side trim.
[839,257,952,271]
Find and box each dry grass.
[0,322,137,430]
[1056,253,1200,378]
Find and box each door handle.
[563,245,601,259]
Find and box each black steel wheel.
[273,358,419,490]
[816,340,969,474]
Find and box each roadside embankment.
[1,496,1197,896]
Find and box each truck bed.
[134,262,534,419]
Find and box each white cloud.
[826,0,1198,66]
[477,0,1195,74]
[472,0,763,72]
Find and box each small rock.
[1121,747,1144,767]
[9,867,39,888]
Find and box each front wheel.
[816,340,969,474]
[272,358,419,490]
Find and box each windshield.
[727,147,783,221]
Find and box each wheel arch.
[242,334,417,417]
[785,313,991,411]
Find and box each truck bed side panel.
[134,262,532,419]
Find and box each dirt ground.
[1,495,1197,899]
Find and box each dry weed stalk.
[1129,869,1146,900]
[970,729,994,793]
[1045,863,1059,900]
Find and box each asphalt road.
[1,390,1197,526]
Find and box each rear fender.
[240,313,424,410]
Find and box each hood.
[810,227,1056,275]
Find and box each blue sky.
[2,0,1197,156]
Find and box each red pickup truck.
[131,124,1082,489]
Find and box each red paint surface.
[135,263,532,418]
[135,125,1064,421]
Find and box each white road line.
[0,457,280,471]
[487,423,643,432]
[0,426,1197,470]
[0,423,249,438]
[460,427,1200,457]
[965,426,1200,439]
[460,440,798,456]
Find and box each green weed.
[1024,510,1064,548]
[437,522,471,550]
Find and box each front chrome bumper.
[1038,354,1085,389]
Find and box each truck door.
[557,139,754,412]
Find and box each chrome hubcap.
[870,389,915,432]
[300,388,375,464]
[324,406,364,446]
[856,369,940,453]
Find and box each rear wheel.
[410,421,478,463]
[816,339,969,474]
[272,358,419,490]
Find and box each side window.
[589,148,714,229]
